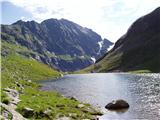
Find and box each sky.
[1,0,160,42]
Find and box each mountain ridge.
[1,18,113,71]
[82,7,160,73]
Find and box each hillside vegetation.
[81,7,160,73]
[1,18,113,71]
[1,41,101,119]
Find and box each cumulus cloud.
[2,0,160,42]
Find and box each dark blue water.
[40,73,160,120]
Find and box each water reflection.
[40,73,160,120]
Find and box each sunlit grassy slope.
[1,41,101,119]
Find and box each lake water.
[40,73,160,120]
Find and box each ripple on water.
[40,73,160,120]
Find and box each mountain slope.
[1,40,61,86]
[1,18,113,71]
[84,7,160,73]
[1,40,101,120]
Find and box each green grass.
[58,54,91,61]
[128,70,151,73]
[58,54,74,61]
[1,40,43,58]
[1,54,60,89]
[1,42,101,119]
[78,51,123,73]
[17,88,100,119]
[1,92,11,105]
[45,51,56,58]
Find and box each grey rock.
[27,80,32,83]
[1,103,26,120]
[70,97,77,101]
[82,108,103,115]
[68,113,77,118]
[22,107,34,118]
[76,104,85,108]
[43,109,52,116]
[3,88,19,98]
[105,99,129,110]
[57,117,71,120]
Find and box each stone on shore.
[21,107,34,118]
[76,104,85,108]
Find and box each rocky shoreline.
[1,88,25,120]
[1,80,102,120]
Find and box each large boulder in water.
[105,99,129,110]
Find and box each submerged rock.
[105,99,129,110]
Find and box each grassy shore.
[1,42,102,119]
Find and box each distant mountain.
[84,7,160,73]
[1,18,113,71]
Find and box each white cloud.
[2,0,160,42]
[20,16,31,21]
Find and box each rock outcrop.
[1,88,26,120]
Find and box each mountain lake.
[39,73,160,120]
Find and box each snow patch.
[97,40,104,54]
[80,56,85,58]
[80,27,89,34]
[98,41,103,49]
[91,57,96,63]
[107,44,114,51]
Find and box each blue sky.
[1,1,32,24]
[1,0,160,42]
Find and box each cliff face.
[87,7,160,72]
[1,18,113,71]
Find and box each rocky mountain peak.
[1,18,113,71]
